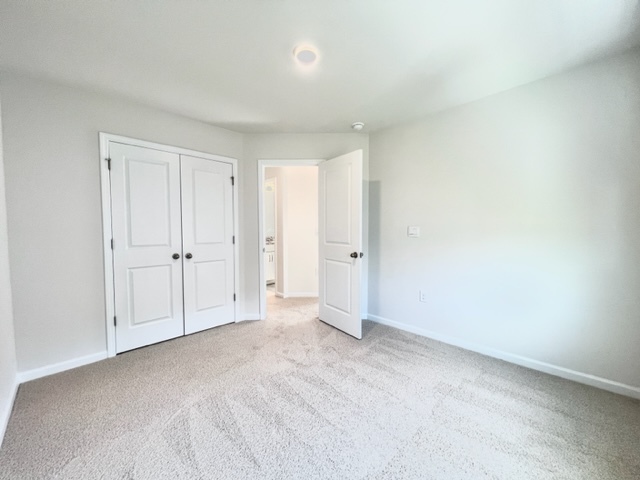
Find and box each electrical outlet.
[419,290,427,302]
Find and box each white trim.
[99,133,240,357]
[243,314,261,321]
[257,159,324,321]
[275,291,285,298]
[367,314,640,400]
[279,292,319,298]
[99,133,116,357]
[0,379,19,448]
[17,351,108,384]
[231,155,240,328]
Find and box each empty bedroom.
[0,1,639,479]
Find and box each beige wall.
[265,166,318,297]
[0,73,243,372]
[0,87,18,445]
[283,166,319,296]
[265,167,286,294]
[369,49,640,389]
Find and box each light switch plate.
[407,226,420,238]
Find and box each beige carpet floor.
[1,292,639,479]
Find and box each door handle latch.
[350,252,358,258]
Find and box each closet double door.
[109,142,235,353]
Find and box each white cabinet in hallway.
[265,246,275,285]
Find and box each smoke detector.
[351,122,365,131]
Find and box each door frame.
[99,133,240,357]
[257,159,323,320]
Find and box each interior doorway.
[258,150,364,338]
[258,160,322,320]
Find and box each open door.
[318,150,363,339]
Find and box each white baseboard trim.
[367,314,640,400]
[0,378,19,449]
[279,292,319,298]
[241,314,261,321]
[17,351,108,384]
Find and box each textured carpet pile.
[1,293,639,479]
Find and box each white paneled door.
[181,155,235,335]
[110,143,185,352]
[109,142,235,353]
[318,150,363,339]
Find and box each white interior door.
[110,142,184,353]
[181,155,235,335]
[318,150,363,339]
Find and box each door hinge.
[231,176,235,186]
[106,158,111,170]
[113,316,117,326]
[110,238,114,250]
[233,293,236,302]
[232,235,235,244]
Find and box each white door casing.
[318,150,363,339]
[110,142,185,352]
[181,155,235,335]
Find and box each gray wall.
[0,73,243,372]
[0,87,18,444]
[241,134,369,317]
[369,49,640,388]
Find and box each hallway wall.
[265,166,318,297]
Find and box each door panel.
[127,160,172,246]
[182,155,235,335]
[324,259,352,314]
[110,142,184,353]
[128,266,174,325]
[193,171,225,244]
[324,167,351,244]
[319,150,363,339]
[195,260,227,310]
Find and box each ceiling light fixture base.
[293,45,318,65]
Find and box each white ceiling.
[0,0,639,133]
